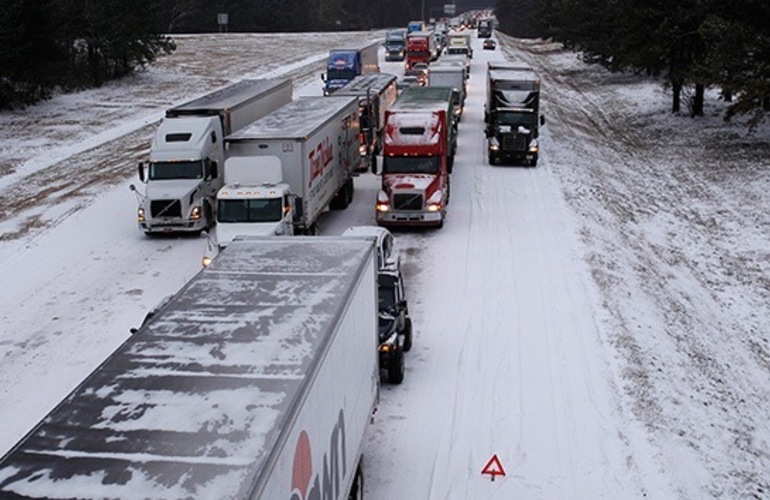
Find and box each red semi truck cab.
[406,31,434,70]
[376,109,450,228]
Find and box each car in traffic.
[483,39,497,50]
[341,225,401,272]
[377,269,413,384]
[404,62,429,86]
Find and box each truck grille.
[502,135,527,152]
[393,193,423,211]
[150,199,182,218]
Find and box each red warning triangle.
[481,454,506,480]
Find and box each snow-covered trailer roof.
[0,237,376,499]
[335,73,398,98]
[166,79,291,117]
[391,86,454,112]
[227,96,357,141]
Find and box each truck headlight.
[201,256,213,267]
[376,191,390,212]
[137,207,145,222]
[426,191,443,211]
[190,205,202,221]
[489,144,500,152]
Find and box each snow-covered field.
[1,29,769,499]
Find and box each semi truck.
[321,41,380,95]
[385,28,407,61]
[446,31,473,59]
[0,236,380,499]
[376,86,457,229]
[335,73,399,172]
[477,18,493,38]
[406,30,437,69]
[407,20,426,34]
[428,62,467,121]
[485,63,545,166]
[203,96,360,260]
[130,79,292,234]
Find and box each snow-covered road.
[1,30,769,499]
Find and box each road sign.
[444,4,456,15]
[481,454,506,481]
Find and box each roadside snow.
[1,30,769,499]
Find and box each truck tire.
[330,187,346,210]
[448,154,454,174]
[488,153,497,165]
[345,177,355,206]
[348,461,364,500]
[388,350,405,384]
[402,318,413,352]
[530,154,539,167]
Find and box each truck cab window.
[149,160,204,180]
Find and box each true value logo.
[308,137,334,187]
[290,409,347,500]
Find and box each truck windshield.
[383,156,439,174]
[149,161,203,180]
[378,284,396,311]
[328,68,357,80]
[217,198,283,223]
[494,111,537,129]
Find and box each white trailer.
[335,73,399,172]
[131,79,292,234]
[428,63,467,120]
[0,236,380,499]
[205,96,360,258]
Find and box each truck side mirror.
[209,160,219,179]
[321,73,326,82]
[137,162,146,183]
[540,115,546,126]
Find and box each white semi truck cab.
[133,116,224,233]
[204,157,295,264]
[131,79,292,235]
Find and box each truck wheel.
[348,461,364,500]
[448,154,454,174]
[402,318,413,352]
[330,188,346,210]
[388,350,405,384]
[488,153,497,165]
[530,155,539,167]
[346,177,355,206]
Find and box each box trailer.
[203,96,360,258]
[0,236,380,499]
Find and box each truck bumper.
[489,147,538,166]
[139,218,207,234]
[376,210,444,227]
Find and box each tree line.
[0,0,425,110]
[495,0,770,123]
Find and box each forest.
[1,0,769,123]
